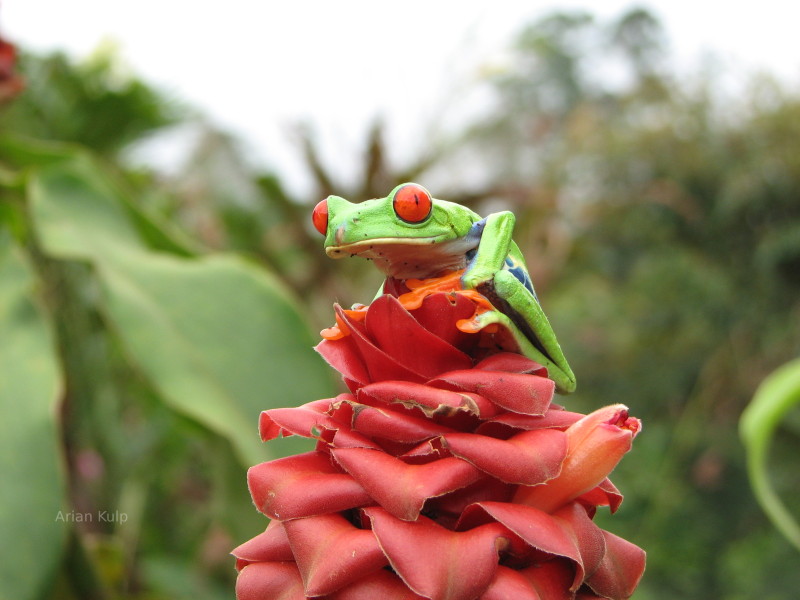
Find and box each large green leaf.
[0,235,67,600]
[29,159,334,466]
[0,135,197,257]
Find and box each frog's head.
[312,183,480,279]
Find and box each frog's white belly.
[326,237,477,279]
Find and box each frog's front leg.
[461,211,576,394]
[461,211,516,290]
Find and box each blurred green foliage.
[0,7,798,600]
[0,44,179,155]
[1,50,333,600]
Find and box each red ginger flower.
[234,287,644,600]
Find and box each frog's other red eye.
[392,183,432,223]
[312,199,329,235]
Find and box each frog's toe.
[461,269,491,290]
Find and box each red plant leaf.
[326,568,427,599]
[356,404,457,441]
[359,380,494,419]
[235,562,306,600]
[473,353,548,376]
[347,401,458,443]
[576,590,606,600]
[476,409,584,437]
[458,502,587,589]
[259,397,345,441]
[401,437,451,461]
[232,520,293,570]
[365,295,474,377]
[551,503,607,586]
[442,429,568,485]
[248,451,372,520]
[428,370,555,415]
[324,426,384,451]
[316,334,371,389]
[518,559,575,600]
[480,566,543,599]
[427,477,514,524]
[282,512,388,596]
[584,530,646,600]
[332,447,483,520]
[334,304,427,383]
[406,292,479,348]
[576,478,624,513]
[365,507,512,600]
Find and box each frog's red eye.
[392,183,432,223]
[312,199,329,235]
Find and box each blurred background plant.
[1,6,798,600]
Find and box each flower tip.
[564,404,640,450]
[602,404,642,437]
[590,404,628,424]
[620,414,642,438]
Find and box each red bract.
[0,36,24,102]
[234,291,645,599]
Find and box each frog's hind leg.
[483,269,576,394]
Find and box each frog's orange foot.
[320,304,368,340]
[322,271,500,341]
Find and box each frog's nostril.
[312,199,328,235]
[335,225,345,245]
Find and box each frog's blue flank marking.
[504,256,537,299]
[466,219,486,245]
[464,219,485,267]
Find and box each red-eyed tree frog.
[312,183,577,394]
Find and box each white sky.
[5,1,800,197]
